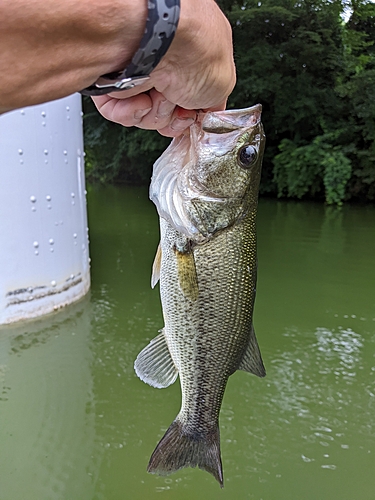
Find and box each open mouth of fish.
[150,105,263,242]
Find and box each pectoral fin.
[175,249,199,301]
[238,324,266,378]
[134,330,178,388]
[151,243,162,288]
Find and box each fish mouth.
[197,104,262,133]
[150,105,263,241]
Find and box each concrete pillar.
[0,95,90,324]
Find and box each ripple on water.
[223,322,375,482]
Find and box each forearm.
[1,0,236,138]
[0,0,147,112]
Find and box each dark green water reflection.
[1,186,374,500]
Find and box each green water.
[1,186,375,500]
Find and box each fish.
[134,104,266,487]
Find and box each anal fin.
[134,330,178,388]
[238,324,266,378]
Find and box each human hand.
[92,0,236,137]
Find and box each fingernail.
[170,117,195,132]
[134,108,151,120]
[157,99,175,118]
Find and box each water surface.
[1,186,374,499]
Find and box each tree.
[335,0,375,200]
[83,97,169,184]
[83,0,375,203]
[223,0,346,199]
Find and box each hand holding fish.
[1,0,234,124]
[92,0,236,137]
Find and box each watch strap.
[80,0,180,96]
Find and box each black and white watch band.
[80,0,180,96]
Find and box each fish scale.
[134,105,266,487]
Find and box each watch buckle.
[94,75,150,91]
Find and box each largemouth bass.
[134,105,266,487]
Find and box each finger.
[156,107,197,137]
[92,91,196,136]
[131,89,196,134]
[106,81,154,100]
[133,88,178,131]
[92,93,152,127]
[202,100,227,113]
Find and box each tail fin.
[147,419,224,487]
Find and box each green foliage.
[83,0,375,203]
[274,139,323,200]
[222,0,374,203]
[335,67,375,200]
[223,0,347,196]
[83,97,169,184]
[274,135,352,204]
[332,1,375,200]
[322,148,352,205]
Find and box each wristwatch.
[80,0,180,96]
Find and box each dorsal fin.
[238,324,266,378]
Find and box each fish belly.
[160,211,257,426]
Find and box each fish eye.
[238,145,257,169]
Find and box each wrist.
[161,0,204,64]
[84,0,148,76]
[151,0,235,110]
[81,0,180,96]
